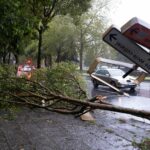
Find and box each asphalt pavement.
[0,107,150,150]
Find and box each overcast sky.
[109,0,150,28]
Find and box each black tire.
[110,81,117,87]
[130,87,135,92]
[93,80,98,88]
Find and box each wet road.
[86,76,150,124]
[136,82,150,98]
[87,80,150,109]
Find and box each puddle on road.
[108,96,150,111]
[108,96,150,124]
[88,79,150,123]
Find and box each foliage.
[43,15,77,63]
[75,0,113,70]
[0,65,17,101]
[31,62,87,99]
[0,65,20,118]
[0,0,34,64]
[0,64,16,78]
[24,40,38,59]
[132,138,150,150]
[0,62,88,116]
[82,12,107,66]
[0,0,92,65]
[31,67,47,84]
[0,62,87,105]
[21,0,92,68]
[0,65,150,119]
[47,62,87,99]
[23,0,92,29]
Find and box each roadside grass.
[132,138,150,150]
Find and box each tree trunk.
[2,50,7,64]
[56,46,61,63]
[49,54,52,68]
[14,54,19,64]
[3,55,6,64]
[79,29,83,72]
[44,54,52,68]
[37,27,43,68]
[8,52,11,64]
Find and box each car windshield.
[108,69,125,76]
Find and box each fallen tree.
[0,77,150,120]
[0,63,150,120]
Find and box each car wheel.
[130,87,135,92]
[110,81,117,87]
[93,80,98,88]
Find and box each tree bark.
[79,29,83,72]
[2,50,7,64]
[48,94,150,120]
[8,52,11,64]
[44,54,52,67]
[56,46,61,63]
[37,27,43,68]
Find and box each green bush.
[0,64,17,95]
[0,65,19,117]
[132,138,150,150]
[0,64,16,78]
[32,62,87,100]
[0,62,87,114]
[47,62,87,99]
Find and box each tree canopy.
[0,0,118,68]
[0,0,92,66]
[21,0,92,68]
[0,0,34,63]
